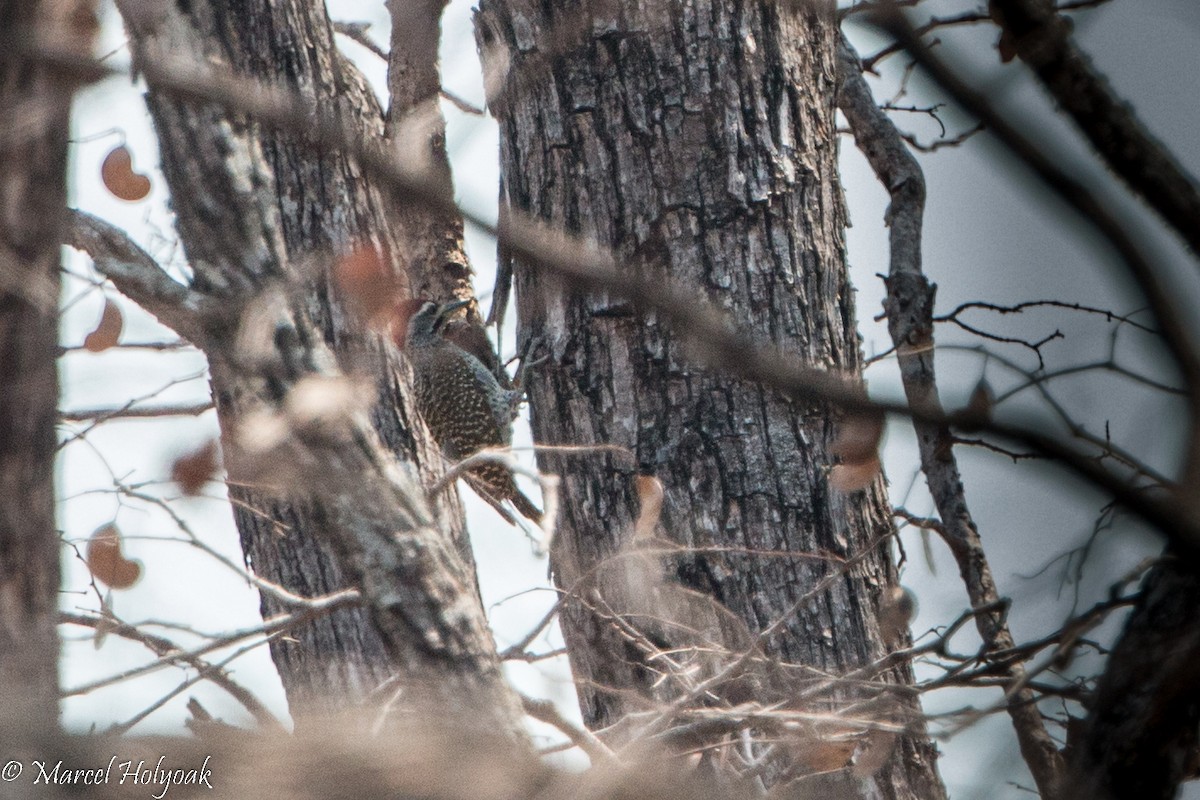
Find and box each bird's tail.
[510,488,543,525]
[463,475,517,526]
[462,470,542,526]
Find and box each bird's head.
[402,298,471,347]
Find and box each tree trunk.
[111,0,513,728]
[479,0,944,795]
[1064,556,1200,800]
[0,0,75,736]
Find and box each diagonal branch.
[62,589,359,698]
[988,0,1200,257]
[60,611,285,732]
[860,12,1200,401]
[64,209,213,346]
[837,35,1064,799]
[863,7,1200,500]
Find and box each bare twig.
[519,691,617,764]
[112,482,363,610]
[332,21,387,60]
[62,590,359,698]
[59,400,213,423]
[618,531,897,746]
[499,599,562,661]
[989,0,1200,257]
[837,35,1064,797]
[59,339,194,354]
[57,370,209,447]
[861,8,1200,419]
[899,122,983,153]
[935,299,1158,337]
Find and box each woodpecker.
[403,298,542,524]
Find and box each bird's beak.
[437,298,472,321]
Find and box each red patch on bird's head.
[390,297,431,348]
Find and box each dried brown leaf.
[792,734,859,773]
[85,523,143,590]
[961,377,995,430]
[83,296,123,352]
[172,439,220,496]
[334,245,403,329]
[829,456,881,493]
[71,3,101,49]
[831,410,884,464]
[879,585,918,643]
[101,144,151,202]
[851,729,899,779]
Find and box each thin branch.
[59,339,195,354]
[61,590,359,698]
[64,209,212,346]
[113,482,364,610]
[617,531,896,747]
[60,614,283,734]
[112,634,280,736]
[498,599,562,661]
[952,436,1041,462]
[937,344,1175,485]
[519,691,616,764]
[57,370,209,447]
[837,35,1064,796]
[59,400,213,423]
[332,21,387,60]
[862,9,1200,409]
[899,122,983,153]
[851,1,1115,71]
[989,0,1200,257]
[503,647,566,663]
[893,507,945,535]
[860,9,987,71]
[439,88,486,116]
[935,299,1158,337]
[330,21,484,116]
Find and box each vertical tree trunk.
[386,0,474,305]
[114,0,491,721]
[0,0,75,736]
[480,0,944,796]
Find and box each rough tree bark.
[108,0,513,727]
[478,0,945,796]
[386,0,473,304]
[0,0,76,736]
